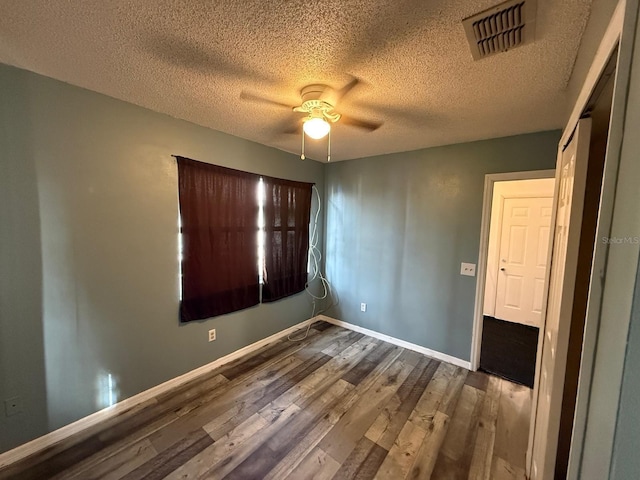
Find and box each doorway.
[477,176,555,387]
[470,170,555,378]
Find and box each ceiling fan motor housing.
[294,85,342,123]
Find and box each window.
[176,156,313,322]
[261,176,313,302]
[176,157,260,322]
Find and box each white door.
[494,196,554,326]
[529,118,592,480]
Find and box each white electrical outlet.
[360,303,367,312]
[208,329,216,342]
[460,262,476,277]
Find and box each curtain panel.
[262,176,313,303]
[176,157,260,322]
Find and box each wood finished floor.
[0,321,531,480]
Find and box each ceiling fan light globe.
[303,117,330,139]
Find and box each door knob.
[500,268,506,271]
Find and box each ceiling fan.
[240,78,383,158]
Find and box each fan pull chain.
[300,131,305,160]
[327,130,331,162]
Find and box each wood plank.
[119,429,213,480]
[311,320,336,332]
[263,400,348,480]
[296,328,361,360]
[59,438,157,480]
[213,327,321,381]
[150,351,330,452]
[373,421,427,480]
[364,395,402,445]
[374,357,439,450]
[468,375,502,480]
[164,403,299,479]
[318,355,416,463]
[490,456,527,480]
[332,436,376,480]
[48,411,181,480]
[199,354,310,440]
[432,384,485,478]
[352,441,389,480]
[204,338,380,443]
[272,336,380,410]
[438,385,484,461]
[170,351,302,419]
[1,398,162,480]
[267,346,406,480]
[493,379,532,470]
[396,349,424,368]
[465,370,489,392]
[56,373,229,477]
[332,436,388,480]
[408,362,456,431]
[225,380,353,479]
[437,366,469,417]
[266,341,403,480]
[321,331,365,357]
[341,342,396,386]
[285,447,341,480]
[406,411,450,479]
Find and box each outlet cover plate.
[208,329,216,342]
[461,262,476,277]
[360,303,367,312]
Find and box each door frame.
[484,179,555,325]
[470,169,555,371]
[566,0,639,477]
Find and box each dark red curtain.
[262,177,313,303]
[176,157,260,322]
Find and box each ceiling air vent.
[462,0,537,60]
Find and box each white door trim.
[470,169,556,371]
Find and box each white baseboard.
[318,315,472,370]
[0,316,318,469]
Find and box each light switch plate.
[461,262,476,277]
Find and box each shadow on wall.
[0,69,49,452]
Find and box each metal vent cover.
[462,0,537,60]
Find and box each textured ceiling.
[0,0,592,162]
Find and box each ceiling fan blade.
[240,91,295,109]
[283,124,302,134]
[319,76,361,104]
[146,35,270,82]
[356,103,435,126]
[270,115,303,139]
[340,114,383,131]
[334,77,361,102]
[340,0,430,69]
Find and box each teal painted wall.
[323,131,560,361]
[0,67,49,453]
[611,256,640,479]
[0,64,325,453]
